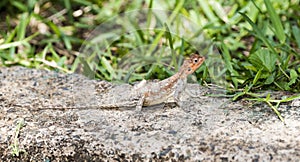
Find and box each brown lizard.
[133,54,205,110]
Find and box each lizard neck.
[160,67,187,91]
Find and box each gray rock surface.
[0,66,299,161]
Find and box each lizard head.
[183,54,205,75]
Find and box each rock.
[0,66,299,161]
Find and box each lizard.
[132,54,205,110]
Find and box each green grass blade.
[239,12,278,57]
[210,0,228,23]
[62,35,72,50]
[252,68,262,85]
[0,32,39,50]
[101,56,117,80]
[63,0,74,22]
[17,13,30,41]
[221,43,238,87]
[11,1,27,12]
[4,27,17,43]
[280,94,300,102]
[146,0,153,36]
[166,0,184,24]
[266,100,284,122]
[198,0,218,22]
[292,25,300,49]
[164,23,177,70]
[264,0,286,43]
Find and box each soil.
[0,66,299,161]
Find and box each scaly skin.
[134,54,205,110]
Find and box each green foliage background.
[0,0,300,112]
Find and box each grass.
[9,118,26,157]
[0,0,299,121]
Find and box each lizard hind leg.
[135,94,145,112]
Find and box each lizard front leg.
[173,79,187,108]
[173,87,184,108]
[173,90,183,108]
